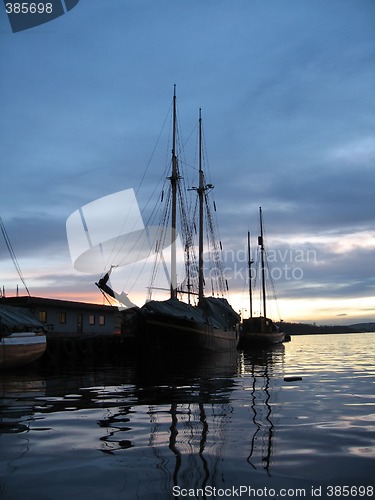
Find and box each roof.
[0,296,115,312]
[0,304,44,333]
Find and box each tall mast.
[170,85,178,299]
[258,207,267,318]
[198,108,204,303]
[247,231,253,318]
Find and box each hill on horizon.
[278,321,375,335]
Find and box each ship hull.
[239,316,285,348]
[138,312,239,352]
[131,297,240,353]
[239,330,285,348]
[0,332,46,370]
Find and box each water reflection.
[1,335,374,498]
[241,346,284,476]
[246,352,273,474]
[0,348,284,488]
[97,351,240,491]
[0,373,46,434]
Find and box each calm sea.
[1,333,374,500]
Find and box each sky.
[0,0,374,325]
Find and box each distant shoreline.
[289,331,375,336]
[277,321,375,336]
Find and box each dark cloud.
[1,0,374,322]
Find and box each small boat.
[0,219,47,369]
[0,332,47,370]
[0,305,47,369]
[241,316,285,346]
[97,87,240,352]
[239,208,285,348]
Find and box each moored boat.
[239,208,286,348]
[0,305,46,369]
[241,316,285,346]
[136,296,239,352]
[0,332,46,370]
[97,88,240,352]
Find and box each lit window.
[89,314,95,325]
[39,311,47,323]
[59,312,66,324]
[99,315,105,326]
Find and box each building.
[0,296,120,337]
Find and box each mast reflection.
[241,345,284,476]
[142,351,238,492]
[1,345,285,496]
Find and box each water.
[1,333,374,499]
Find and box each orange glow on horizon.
[5,286,373,326]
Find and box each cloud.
[328,137,375,166]
[1,0,375,321]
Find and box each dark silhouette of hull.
[239,316,284,348]
[132,297,240,352]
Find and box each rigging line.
[139,98,184,227]
[200,122,228,294]
[102,100,185,282]
[0,217,30,296]
[127,213,167,296]
[98,286,116,306]
[100,103,172,275]
[146,166,195,299]
[265,252,282,321]
[151,146,191,296]
[135,101,173,200]
[186,197,198,286]
[253,246,261,290]
[260,219,281,321]
[174,99,197,179]
[200,122,214,189]
[190,196,201,290]
[129,187,172,297]
[181,119,198,155]
[101,194,144,274]
[112,189,162,278]
[105,155,172,272]
[178,159,198,172]
[99,177,169,275]
[178,183,199,294]
[105,164,170,276]
[204,195,226,296]
[205,217,219,296]
[125,103,187,279]
[126,105,199,299]
[142,164,171,229]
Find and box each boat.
[239,208,285,347]
[0,218,47,369]
[0,304,47,369]
[97,88,240,352]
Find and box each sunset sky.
[1,0,374,325]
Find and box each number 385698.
[5,3,53,14]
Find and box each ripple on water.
[0,334,374,497]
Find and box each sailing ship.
[97,88,240,352]
[239,208,285,347]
